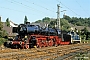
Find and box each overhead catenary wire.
[6,0,50,16]
[24,0,56,18]
[6,0,36,11]
[0,6,37,16]
[75,0,90,16]
[56,0,81,17]
[25,0,56,13]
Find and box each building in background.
[9,20,18,27]
[0,16,18,38]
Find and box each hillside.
[34,16,90,31]
[34,16,90,40]
[63,15,90,27]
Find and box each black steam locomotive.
[13,22,61,36]
[4,22,71,49]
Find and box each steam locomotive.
[4,22,71,49]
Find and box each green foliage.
[2,30,8,37]
[80,27,89,40]
[76,22,83,26]
[6,18,10,27]
[0,21,8,38]
[35,16,90,33]
[24,16,28,24]
[81,34,86,40]
[87,34,90,40]
[0,21,3,30]
[42,17,50,24]
[0,31,3,38]
[0,38,7,46]
[75,52,88,60]
[49,20,57,28]
[64,15,90,40]
[0,30,8,38]
[81,27,88,34]
[61,19,70,32]
[0,21,3,38]
[64,15,90,26]
[35,17,70,32]
[35,20,42,23]
[63,15,71,22]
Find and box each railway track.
[0,43,90,60]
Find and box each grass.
[75,52,89,60]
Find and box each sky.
[0,0,90,24]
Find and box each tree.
[49,20,57,28]
[24,16,28,24]
[0,21,3,38]
[0,21,8,38]
[63,15,71,22]
[35,20,42,23]
[0,21,3,30]
[76,21,82,26]
[6,18,10,27]
[81,27,88,35]
[81,27,88,40]
[42,17,50,23]
[61,19,70,32]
